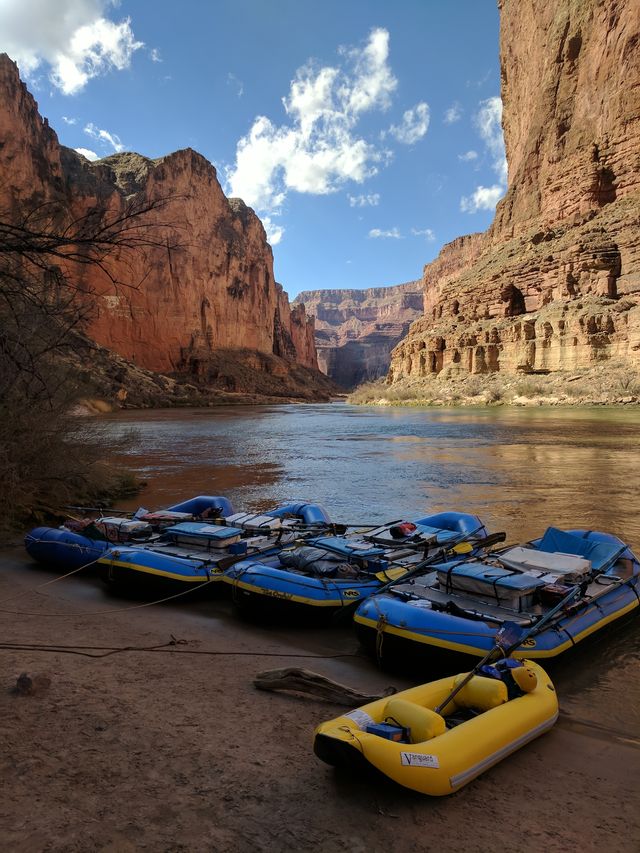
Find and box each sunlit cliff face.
[390,0,640,383]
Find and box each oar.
[372,522,490,591]
[434,583,582,715]
[63,505,133,516]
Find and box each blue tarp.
[537,527,624,572]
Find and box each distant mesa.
[294,282,423,389]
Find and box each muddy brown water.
[91,402,640,734]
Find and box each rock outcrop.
[0,54,329,399]
[390,0,640,383]
[295,282,423,388]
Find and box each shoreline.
[348,364,640,409]
[1,547,639,851]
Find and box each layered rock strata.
[390,0,640,383]
[295,282,423,388]
[0,55,327,398]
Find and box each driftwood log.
[253,667,397,705]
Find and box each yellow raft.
[313,660,558,796]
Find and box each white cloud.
[74,146,99,161]
[348,192,380,207]
[227,72,244,98]
[444,102,462,124]
[150,47,161,62]
[460,184,504,213]
[226,28,403,237]
[387,102,429,145]
[475,96,507,182]
[458,149,478,162]
[0,1,143,95]
[262,216,284,245]
[411,227,435,241]
[84,122,124,152]
[369,227,401,239]
[62,115,77,125]
[460,96,507,213]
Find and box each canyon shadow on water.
[100,402,640,731]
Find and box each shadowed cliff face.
[390,0,640,383]
[295,282,423,388]
[0,54,323,394]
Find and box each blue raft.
[354,527,640,671]
[24,495,234,570]
[97,502,332,594]
[224,511,491,619]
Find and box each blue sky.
[0,0,504,298]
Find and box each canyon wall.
[295,282,423,388]
[0,54,328,397]
[390,0,640,383]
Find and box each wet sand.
[1,548,639,853]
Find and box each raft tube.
[264,502,331,526]
[24,527,110,570]
[314,660,558,796]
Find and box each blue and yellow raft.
[354,527,640,670]
[97,502,332,594]
[24,495,233,570]
[224,512,492,618]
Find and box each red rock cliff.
[390,0,640,382]
[0,54,322,392]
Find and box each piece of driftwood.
[254,667,397,705]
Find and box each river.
[99,401,640,732]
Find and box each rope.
[0,576,218,618]
[0,638,365,661]
[0,548,102,607]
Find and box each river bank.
[349,363,640,408]
[1,547,639,852]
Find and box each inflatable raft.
[354,527,640,671]
[97,502,332,594]
[314,659,557,796]
[224,512,492,619]
[24,495,233,570]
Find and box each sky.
[0,0,504,298]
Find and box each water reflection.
[100,401,640,730]
[102,402,640,549]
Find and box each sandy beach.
[1,546,639,853]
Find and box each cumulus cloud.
[475,96,507,183]
[444,102,462,124]
[62,115,77,125]
[74,146,99,161]
[0,0,143,94]
[348,192,380,207]
[84,122,124,152]
[460,96,507,213]
[460,185,504,213]
[262,216,284,245]
[387,102,429,145]
[458,149,478,162]
[226,28,415,240]
[369,227,401,239]
[411,227,435,241]
[150,47,161,62]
